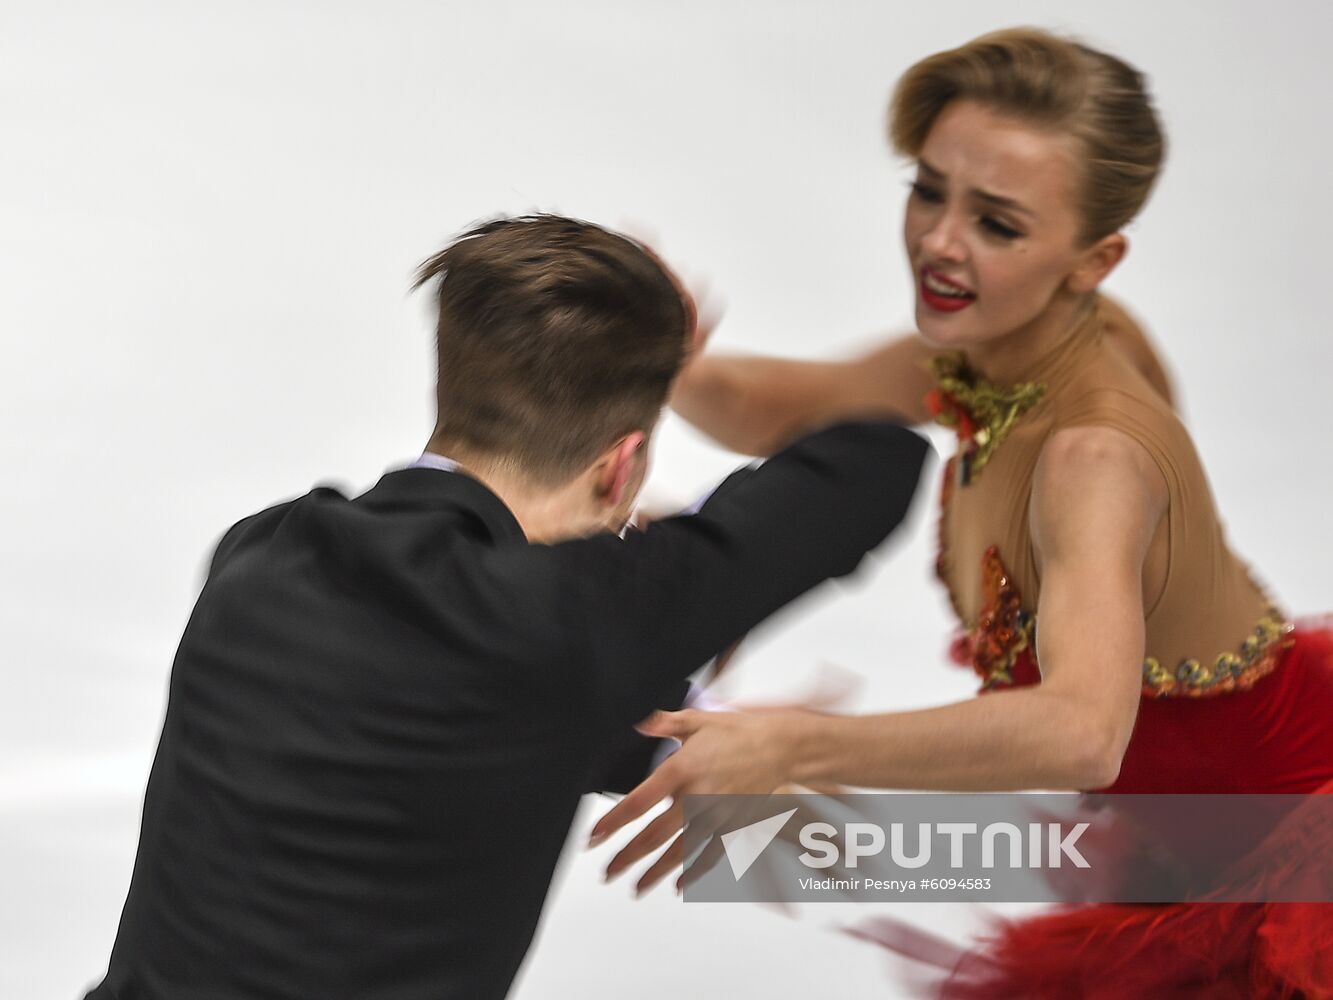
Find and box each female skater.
[592,28,1333,998]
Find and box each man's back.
[84,422,927,1000]
[92,469,594,997]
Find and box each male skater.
[83,215,929,1000]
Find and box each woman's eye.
[981,216,1023,240]
[909,181,943,203]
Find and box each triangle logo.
[720,807,799,881]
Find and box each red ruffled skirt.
[855,622,1333,999]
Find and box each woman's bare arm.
[670,334,938,457]
[669,295,1173,459]
[781,426,1164,790]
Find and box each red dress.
[929,615,1333,999]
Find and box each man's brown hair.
[414,215,690,484]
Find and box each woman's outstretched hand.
[587,705,808,896]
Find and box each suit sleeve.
[584,680,691,794]
[205,515,261,579]
[551,419,931,736]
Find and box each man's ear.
[1066,232,1127,295]
[595,431,646,508]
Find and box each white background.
[3,2,1330,997]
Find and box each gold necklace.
[925,354,1046,485]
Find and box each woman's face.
[904,99,1097,350]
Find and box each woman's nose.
[920,212,965,262]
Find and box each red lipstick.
[920,269,976,313]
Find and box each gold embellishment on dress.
[924,354,1046,486]
[1141,609,1293,698]
[956,547,1292,699]
[968,546,1035,689]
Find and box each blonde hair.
[889,28,1165,244]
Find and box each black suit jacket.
[84,421,929,1000]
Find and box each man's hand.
[684,289,722,365]
[586,706,805,895]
